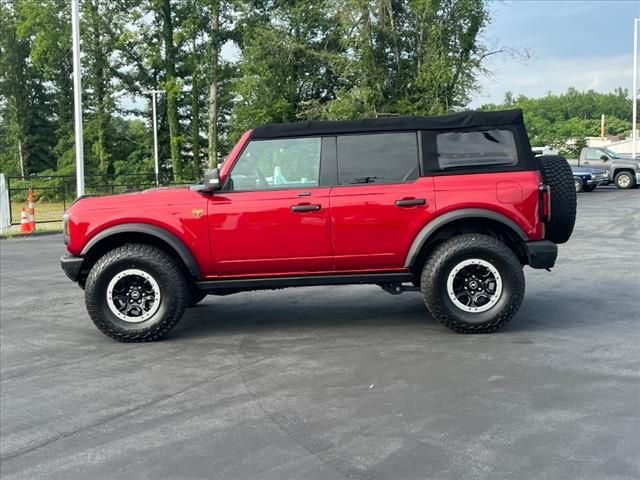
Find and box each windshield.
[601,147,620,158]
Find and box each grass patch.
[9,201,67,223]
[1,221,62,239]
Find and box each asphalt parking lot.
[1,186,639,480]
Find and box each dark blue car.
[572,166,609,192]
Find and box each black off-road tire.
[85,243,189,342]
[536,155,576,244]
[614,170,636,189]
[420,234,525,334]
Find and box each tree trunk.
[191,35,201,177]
[87,0,109,172]
[18,139,25,178]
[160,0,182,180]
[207,1,219,169]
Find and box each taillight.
[538,185,551,222]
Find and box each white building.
[586,136,640,155]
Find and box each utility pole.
[142,90,165,186]
[71,0,84,197]
[633,18,638,158]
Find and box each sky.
[470,0,640,106]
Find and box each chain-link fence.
[6,173,192,225]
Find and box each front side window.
[584,149,602,160]
[228,137,321,191]
[337,132,419,185]
[436,129,517,169]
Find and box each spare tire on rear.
[536,155,576,244]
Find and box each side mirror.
[200,168,222,192]
[601,155,609,161]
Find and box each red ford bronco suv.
[61,109,576,342]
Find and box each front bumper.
[60,253,84,282]
[592,174,609,185]
[525,240,558,269]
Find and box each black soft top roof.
[251,109,524,139]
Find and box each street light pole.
[71,0,84,197]
[142,90,165,186]
[633,18,638,158]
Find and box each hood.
[66,186,198,214]
[610,157,640,166]
[571,167,606,174]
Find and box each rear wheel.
[84,244,189,342]
[614,170,636,189]
[420,234,525,334]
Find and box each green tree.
[230,0,343,138]
[480,88,633,156]
[0,0,56,176]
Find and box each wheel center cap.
[130,290,141,299]
[468,280,478,289]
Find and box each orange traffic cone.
[28,187,36,231]
[20,207,32,234]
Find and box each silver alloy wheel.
[106,269,161,323]
[446,258,503,313]
[617,173,631,188]
[574,178,582,192]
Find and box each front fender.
[80,223,201,276]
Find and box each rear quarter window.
[436,129,517,169]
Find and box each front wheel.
[420,234,525,334]
[574,177,583,193]
[84,244,189,342]
[614,171,636,189]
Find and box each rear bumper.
[60,253,84,282]
[525,240,558,269]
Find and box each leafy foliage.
[0,0,633,179]
[480,88,633,157]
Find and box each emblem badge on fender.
[192,208,204,218]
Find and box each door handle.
[395,198,426,207]
[291,203,321,212]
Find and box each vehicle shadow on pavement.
[166,287,616,341]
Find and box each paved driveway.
[1,186,639,480]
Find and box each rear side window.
[436,129,517,169]
[337,132,419,185]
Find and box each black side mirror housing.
[198,168,222,192]
[601,155,609,161]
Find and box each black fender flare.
[404,208,528,268]
[80,223,201,277]
[611,164,636,177]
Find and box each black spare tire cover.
[536,155,576,244]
